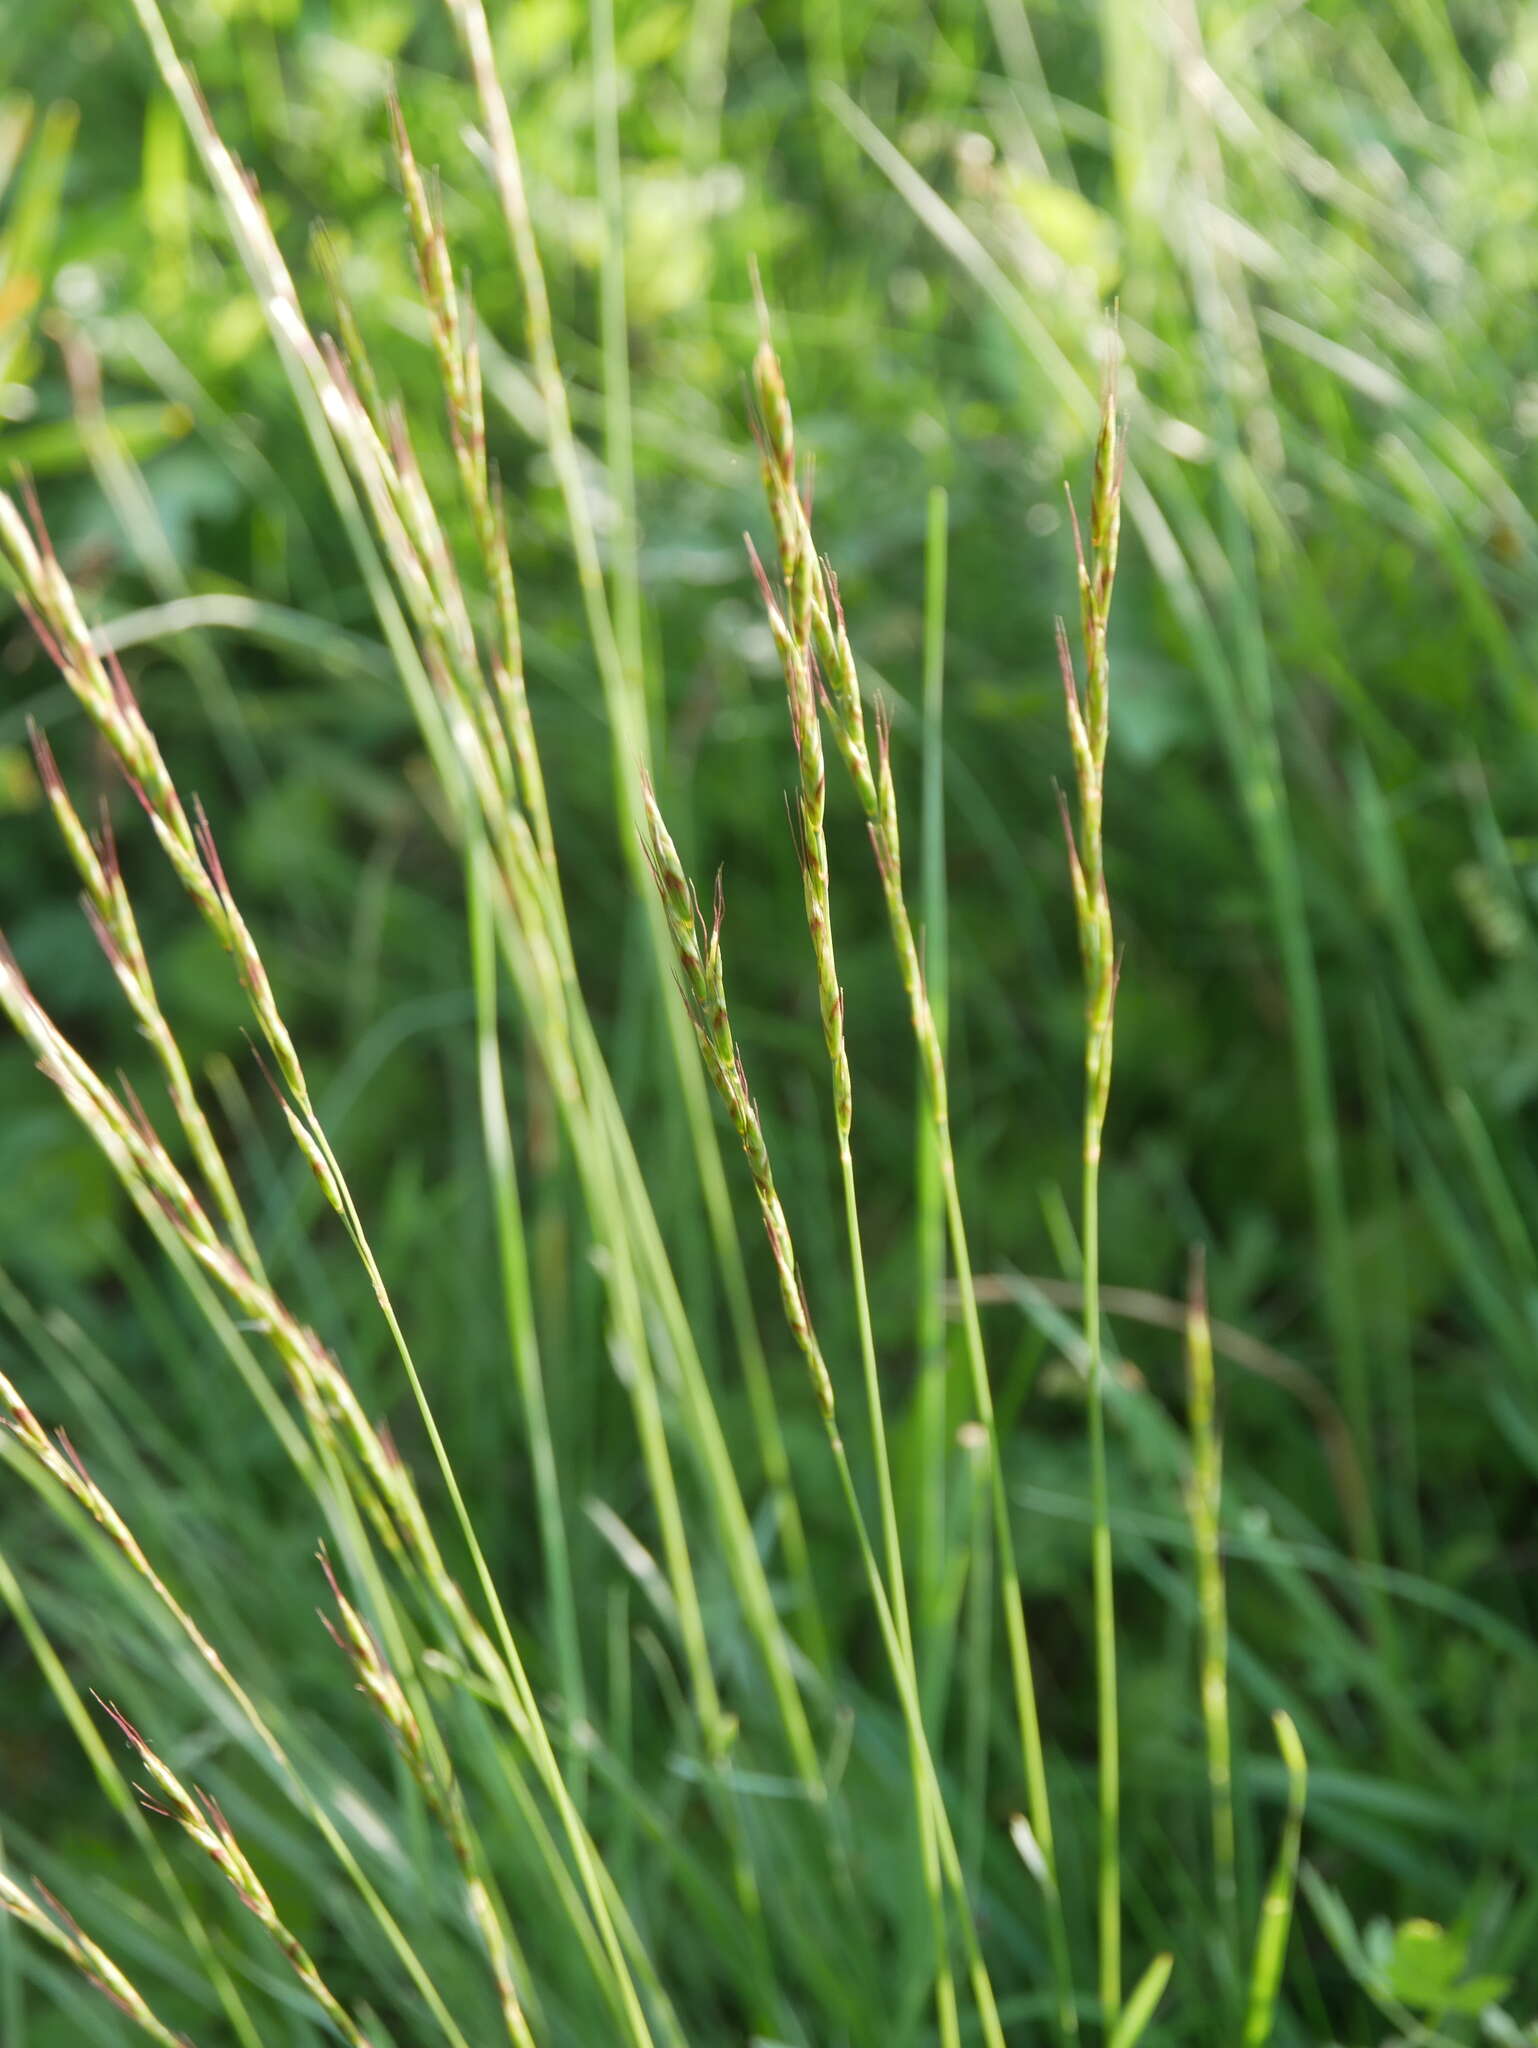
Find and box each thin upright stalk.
[749,328,957,2047]
[641,785,1009,2048]
[122,25,828,1889]
[1,484,663,2048]
[468,847,588,1806]
[1242,1714,1308,2048]
[1058,362,1126,2029]
[443,0,825,1668]
[750,322,1079,2044]
[916,485,952,1713]
[119,7,822,1812]
[1183,1249,1239,1984]
[369,107,766,1809]
[959,1425,993,1890]
[591,0,643,712]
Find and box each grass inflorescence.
[5,4,1532,2045]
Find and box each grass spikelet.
[747,306,1078,2044]
[641,768,1022,2048]
[316,1552,538,2047]
[749,326,959,2041]
[641,777,836,1423]
[0,1870,193,2048]
[97,1699,378,2048]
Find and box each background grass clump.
[2,0,1538,2043]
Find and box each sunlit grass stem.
[0,479,667,2048]
[0,1867,190,2048]
[116,3,827,1830]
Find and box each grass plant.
[2,3,1536,2044]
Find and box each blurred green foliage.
[4,0,1538,2040]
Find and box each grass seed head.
[0,1871,193,2047]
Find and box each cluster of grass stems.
[0,6,1314,2042]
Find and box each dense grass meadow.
[3,0,1538,2040]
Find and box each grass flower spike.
[0,1870,192,2047]
[97,1700,377,2048]
[641,775,835,1423]
[747,312,1078,2041]
[1058,346,1127,2026]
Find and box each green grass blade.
[1243,1712,1309,2048]
[1106,1951,1173,2048]
[1183,1250,1239,1983]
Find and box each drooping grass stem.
[117,0,829,1843]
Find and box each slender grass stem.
[468,848,588,1807]
[941,1159,1078,2040]
[916,484,951,1715]
[113,97,824,2037]
[1242,1714,1308,2048]
[1183,1250,1240,1990]
[907,583,1079,2044]
[643,783,1015,2044]
[591,0,644,716]
[113,5,825,1844]
[748,308,956,2032]
[4,472,668,2046]
[0,1551,266,2048]
[480,875,828,1960]
[1086,1169,1120,2028]
[374,108,799,1848]
[838,1141,960,2048]
[823,1436,1006,2048]
[748,313,1080,2045]
[484,842,828,1793]
[959,1425,992,1890]
[1058,358,1126,2032]
[445,0,826,1674]
[0,1824,18,2048]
